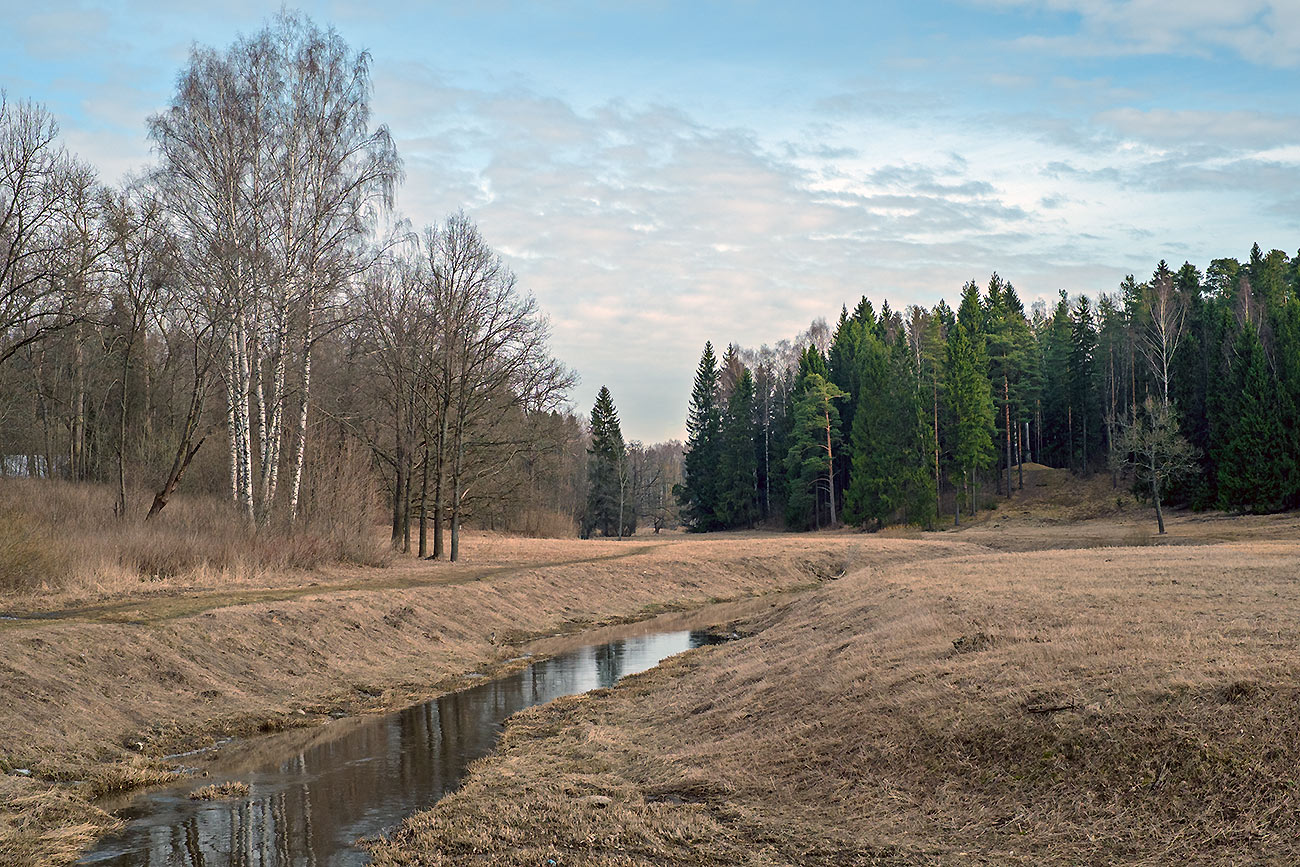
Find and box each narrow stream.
[78,628,723,866]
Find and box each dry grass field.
[1,518,955,866]
[2,471,1298,866]
[368,529,1300,866]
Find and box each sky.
[4,1,1300,441]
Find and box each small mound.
[188,781,250,801]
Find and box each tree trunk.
[287,313,314,522]
[418,439,430,557]
[1152,474,1166,534]
[824,403,837,526]
[1067,405,1074,473]
[432,405,448,559]
[148,370,209,520]
[1004,376,1012,498]
[450,432,464,562]
[116,327,135,519]
[391,400,406,549]
[934,379,940,523]
[1017,422,1024,491]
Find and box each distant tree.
[1140,267,1187,406]
[716,367,758,528]
[678,342,723,530]
[944,318,994,517]
[584,386,634,538]
[1121,397,1197,534]
[1214,324,1296,512]
[784,372,847,529]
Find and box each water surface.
[79,629,719,866]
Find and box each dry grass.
[0,776,120,867]
[0,478,389,602]
[188,781,250,801]
[368,537,1300,866]
[0,531,921,865]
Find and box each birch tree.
[150,13,398,525]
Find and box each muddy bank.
[0,535,977,865]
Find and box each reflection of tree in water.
[85,632,693,867]
[595,641,627,689]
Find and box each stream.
[77,627,728,866]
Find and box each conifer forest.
[675,258,1300,534]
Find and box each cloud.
[373,67,1147,437]
[974,0,1300,67]
[1095,107,1300,151]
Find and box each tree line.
[0,12,592,559]
[677,252,1300,533]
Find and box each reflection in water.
[79,630,717,867]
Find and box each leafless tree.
[149,13,399,525]
[0,94,99,367]
[1140,271,1187,407]
[1120,396,1197,534]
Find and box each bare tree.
[425,213,574,560]
[103,182,171,516]
[1140,271,1187,407]
[1120,396,1197,534]
[0,94,98,367]
[149,14,399,525]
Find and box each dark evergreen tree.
[583,386,634,538]
[784,372,847,530]
[945,318,995,516]
[677,342,723,530]
[845,331,936,528]
[1215,324,1296,512]
[717,368,758,528]
[1068,295,1099,473]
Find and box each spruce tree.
[717,368,758,528]
[1215,324,1296,512]
[678,342,723,531]
[584,386,633,537]
[945,320,995,515]
[845,332,936,528]
[1068,296,1099,474]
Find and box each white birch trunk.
[287,305,314,522]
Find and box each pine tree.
[845,332,936,528]
[717,368,758,528]
[583,386,634,537]
[945,319,995,516]
[1215,324,1296,512]
[784,373,847,530]
[677,342,723,531]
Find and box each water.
[79,629,721,866]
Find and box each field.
[0,517,881,865]
[2,474,1298,865]
[367,507,1300,865]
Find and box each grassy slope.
[368,529,1300,866]
[1,533,967,866]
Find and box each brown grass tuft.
[188,781,250,801]
[0,510,69,593]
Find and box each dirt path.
[0,543,665,626]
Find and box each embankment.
[0,533,977,865]
[368,539,1300,866]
